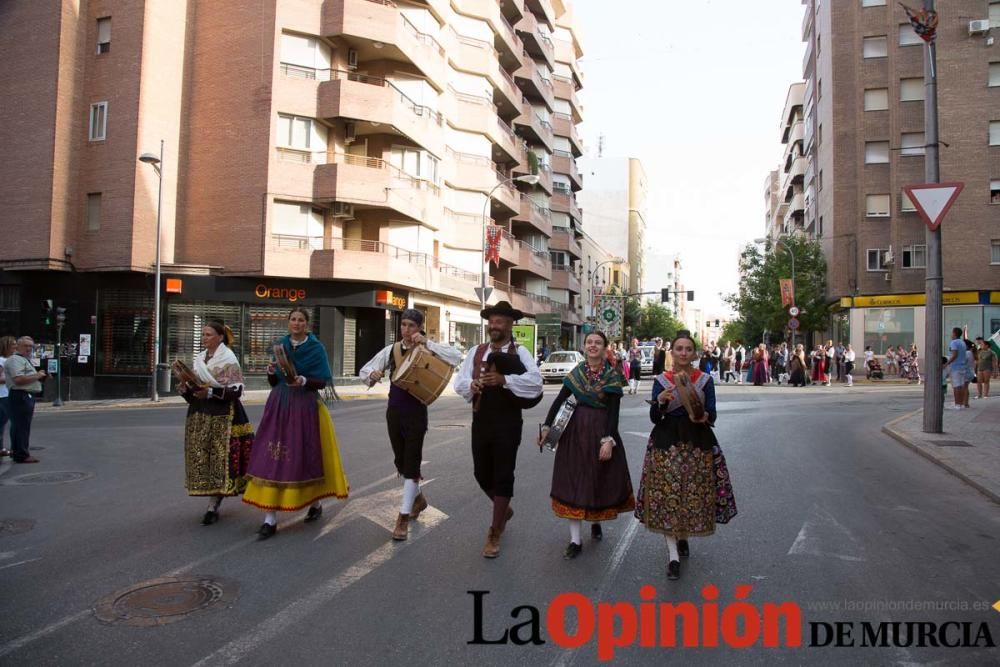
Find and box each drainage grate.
[94,576,239,627]
[930,440,973,448]
[3,471,93,486]
[0,519,36,537]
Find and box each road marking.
[551,520,639,667]
[192,509,448,666]
[624,431,650,440]
[788,504,866,562]
[0,610,91,659]
[0,557,41,571]
[316,478,437,539]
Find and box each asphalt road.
[1,383,998,666]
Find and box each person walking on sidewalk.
[943,328,970,410]
[243,308,350,539]
[3,337,45,464]
[359,309,462,541]
[0,336,15,459]
[843,344,856,387]
[734,341,745,385]
[635,330,737,581]
[975,337,995,399]
[627,339,643,395]
[539,331,635,560]
[454,301,543,559]
[178,321,255,526]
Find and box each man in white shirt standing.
[844,344,856,387]
[4,336,46,464]
[454,301,543,558]
[0,335,15,458]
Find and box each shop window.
[98,289,154,374]
[0,286,20,335]
[864,308,915,355]
[246,305,319,374]
[165,302,243,371]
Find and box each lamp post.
[755,237,796,349]
[480,174,540,343]
[139,140,163,402]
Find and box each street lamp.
[139,141,164,401]
[754,236,796,349]
[480,173,540,343]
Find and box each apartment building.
[577,157,648,295]
[0,0,587,398]
[791,0,1000,353]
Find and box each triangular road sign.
[474,286,493,303]
[902,182,964,231]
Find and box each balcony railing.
[401,14,445,57]
[273,234,325,250]
[327,237,479,281]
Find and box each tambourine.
[273,344,298,383]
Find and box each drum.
[391,345,454,405]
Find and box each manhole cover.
[2,471,93,486]
[94,576,238,627]
[0,519,35,537]
[930,440,973,448]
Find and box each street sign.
[902,182,964,231]
[473,286,493,304]
[788,317,800,330]
[788,305,800,317]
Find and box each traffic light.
[41,299,53,326]
[715,319,720,328]
[687,291,695,301]
[661,288,670,303]
[55,306,67,326]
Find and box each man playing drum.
[360,308,462,541]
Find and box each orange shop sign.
[255,284,307,302]
[376,290,407,309]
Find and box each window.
[991,2,1000,25]
[863,36,888,58]
[867,248,887,271]
[990,121,1000,146]
[87,193,101,230]
[97,17,111,54]
[900,77,924,101]
[902,245,926,269]
[389,146,439,183]
[865,141,890,163]
[866,194,890,217]
[991,179,1000,204]
[900,132,925,156]
[818,215,824,237]
[993,240,1000,264]
[862,0,887,6]
[991,63,1000,87]
[901,190,917,212]
[818,170,824,191]
[89,102,107,141]
[899,23,921,46]
[277,114,313,149]
[864,88,889,110]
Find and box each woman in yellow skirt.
[243,307,349,539]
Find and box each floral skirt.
[184,401,254,497]
[634,440,737,537]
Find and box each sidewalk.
[882,396,1000,504]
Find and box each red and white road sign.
[902,182,964,231]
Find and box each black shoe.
[257,523,277,540]
[678,539,689,559]
[563,542,583,560]
[201,510,219,526]
[304,504,323,523]
[591,523,603,541]
[667,560,681,580]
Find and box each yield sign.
[902,182,964,231]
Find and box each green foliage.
[719,320,744,346]
[633,302,686,342]
[526,151,540,175]
[724,236,827,344]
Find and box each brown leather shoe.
[392,513,410,541]
[410,493,428,520]
[482,527,501,558]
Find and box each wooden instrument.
[673,370,705,421]
[171,359,207,390]
[273,344,297,383]
[391,344,454,406]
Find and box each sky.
[571,0,806,316]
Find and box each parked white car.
[539,351,584,382]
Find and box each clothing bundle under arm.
[505,346,544,398]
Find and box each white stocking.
[206,496,222,512]
[400,478,420,514]
[665,535,679,562]
[264,511,277,526]
[569,519,582,545]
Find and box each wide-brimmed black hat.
[480,300,523,320]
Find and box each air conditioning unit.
[347,48,359,70]
[884,272,892,282]
[345,122,356,144]
[969,19,990,35]
[882,246,894,267]
[333,202,355,219]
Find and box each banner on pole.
[596,296,623,339]
[779,279,795,307]
[900,3,938,44]
[485,226,502,266]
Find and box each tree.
[720,320,744,346]
[724,236,827,345]
[633,302,685,341]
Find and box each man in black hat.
[360,308,462,541]
[454,301,543,558]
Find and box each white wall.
[577,157,629,258]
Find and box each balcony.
[525,0,556,30]
[513,103,554,151]
[322,0,448,90]
[552,75,583,123]
[512,194,553,237]
[513,240,552,280]
[786,192,805,216]
[549,226,581,259]
[443,149,519,214]
[550,187,581,223]
[516,9,556,71]
[309,238,482,301]
[514,53,555,110]
[783,119,804,147]
[446,87,522,162]
[551,150,581,190]
[450,0,523,61]
[550,113,583,155]
[549,265,581,293]
[447,32,523,113]
[492,280,553,317]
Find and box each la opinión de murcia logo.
[468,587,997,661]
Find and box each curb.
[33,392,392,413]
[881,409,1000,505]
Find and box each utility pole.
[921,0,943,433]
